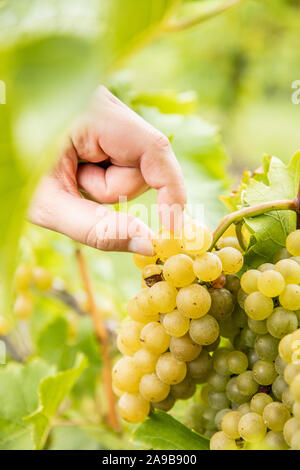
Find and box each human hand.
[29,86,186,255]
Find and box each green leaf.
[36,316,68,366]
[0,359,54,449]
[133,411,209,450]
[82,425,135,450]
[130,90,197,115]
[25,354,87,449]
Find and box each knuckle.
[152,131,171,152]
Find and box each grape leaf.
[133,411,209,450]
[24,353,87,450]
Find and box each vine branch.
[76,247,119,432]
[210,198,299,251]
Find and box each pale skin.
[29,86,186,255]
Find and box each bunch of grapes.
[114,225,300,450]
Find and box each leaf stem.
[76,247,120,432]
[210,198,299,251]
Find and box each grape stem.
[210,198,299,251]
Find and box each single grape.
[208,288,234,320]
[257,269,285,297]
[290,374,300,402]
[14,264,32,291]
[258,263,275,272]
[210,431,238,450]
[193,252,222,282]
[139,373,170,402]
[282,387,295,411]
[278,333,293,363]
[208,390,230,410]
[136,288,158,316]
[13,293,34,319]
[156,352,187,385]
[118,392,150,423]
[171,374,196,399]
[227,351,248,374]
[153,230,181,261]
[272,375,288,401]
[279,284,300,311]
[118,321,143,354]
[117,335,135,356]
[286,229,300,256]
[250,393,273,414]
[176,284,211,319]
[238,412,266,443]
[238,403,251,415]
[226,377,251,405]
[263,431,288,450]
[241,269,261,294]
[221,411,242,439]
[237,371,259,396]
[188,349,213,383]
[215,409,231,430]
[248,318,268,335]
[162,310,190,337]
[148,281,177,313]
[254,334,279,361]
[180,222,212,255]
[225,275,241,297]
[273,248,291,264]
[163,254,195,287]
[283,362,300,384]
[140,322,170,354]
[32,266,52,290]
[216,247,243,274]
[170,334,201,362]
[266,307,298,339]
[283,417,300,447]
[263,402,290,432]
[275,259,300,284]
[207,371,228,392]
[112,357,141,393]
[189,315,219,346]
[217,236,243,253]
[212,348,231,376]
[244,291,273,320]
[133,348,159,374]
[274,355,287,376]
[211,273,226,289]
[252,360,277,386]
[133,253,158,270]
[127,296,159,323]
[152,394,176,412]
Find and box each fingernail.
[128,238,155,256]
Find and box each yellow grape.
[162,310,190,337]
[275,259,300,284]
[13,293,34,319]
[240,269,261,294]
[133,253,157,270]
[148,281,177,313]
[117,321,143,354]
[217,236,243,253]
[238,412,266,443]
[216,247,243,274]
[210,431,238,450]
[153,229,181,261]
[244,292,273,320]
[278,333,293,363]
[180,222,212,255]
[156,352,187,385]
[118,392,150,423]
[140,322,170,354]
[127,297,159,323]
[14,264,32,291]
[176,284,211,319]
[193,252,222,282]
[163,254,195,287]
[279,284,300,310]
[286,229,300,256]
[257,270,285,297]
[32,266,52,291]
[112,356,141,393]
[139,373,170,402]
[133,348,159,374]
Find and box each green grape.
[203,405,217,422]
[250,393,273,414]
[180,222,212,255]
[133,253,158,270]
[237,371,259,396]
[136,288,158,316]
[293,401,300,420]
[266,307,298,339]
[225,275,241,297]
[282,387,295,411]
[217,236,243,253]
[13,293,34,319]
[112,357,141,393]
[226,377,251,405]
[291,374,300,401]
[274,355,287,376]
[279,284,300,311]
[152,394,176,412]
[272,375,288,401]
[283,362,300,384]
[244,291,273,321]
[238,412,267,443]
[258,263,275,272]
[247,349,260,369]
[163,254,195,287]
[139,373,170,402]
[207,371,228,392]
[185,403,205,433]
[278,333,293,363]
[210,431,238,450]
[200,383,212,404]
[232,306,248,328]
[237,288,248,309]
[263,431,288,450]
[205,336,221,352]
[133,348,159,374]
[248,318,268,335]
[291,256,300,266]
[240,327,257,349]
[162,310,190,337]
[273,248,291,264]
[283,417,300,447]
[118,392,150,423]
[263,402,290,432]
[221,411,242,439]
[189,315,219,346]
[14,264,32,291]
[156,352,187,385]
[208,288,234,320]
[170,334,201,362]
[238,403,251,415]
[127,296,158,323]
[227,351,248,374]
[188,349,213,383]
[32,266,52,291]
[193,252,222,282]
[275,259,300,284]
[140,322,170,354]
[215,409,231,430]
[216,247,244,274]
[241,269,261,294]
[118,321,143,354]
[257,269,285,297]
[211,273,226,289]
[208,390,230,410]
[219,317,239,341]
[254,334,279,361]
[176,284,211,319]
[153,231,181,261]
[170,374,196,399]
[252,360,277,386]
[148,281,177,313]
[286,229,300,256]
[212,348,231,376]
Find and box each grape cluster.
[114,226,300,450]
